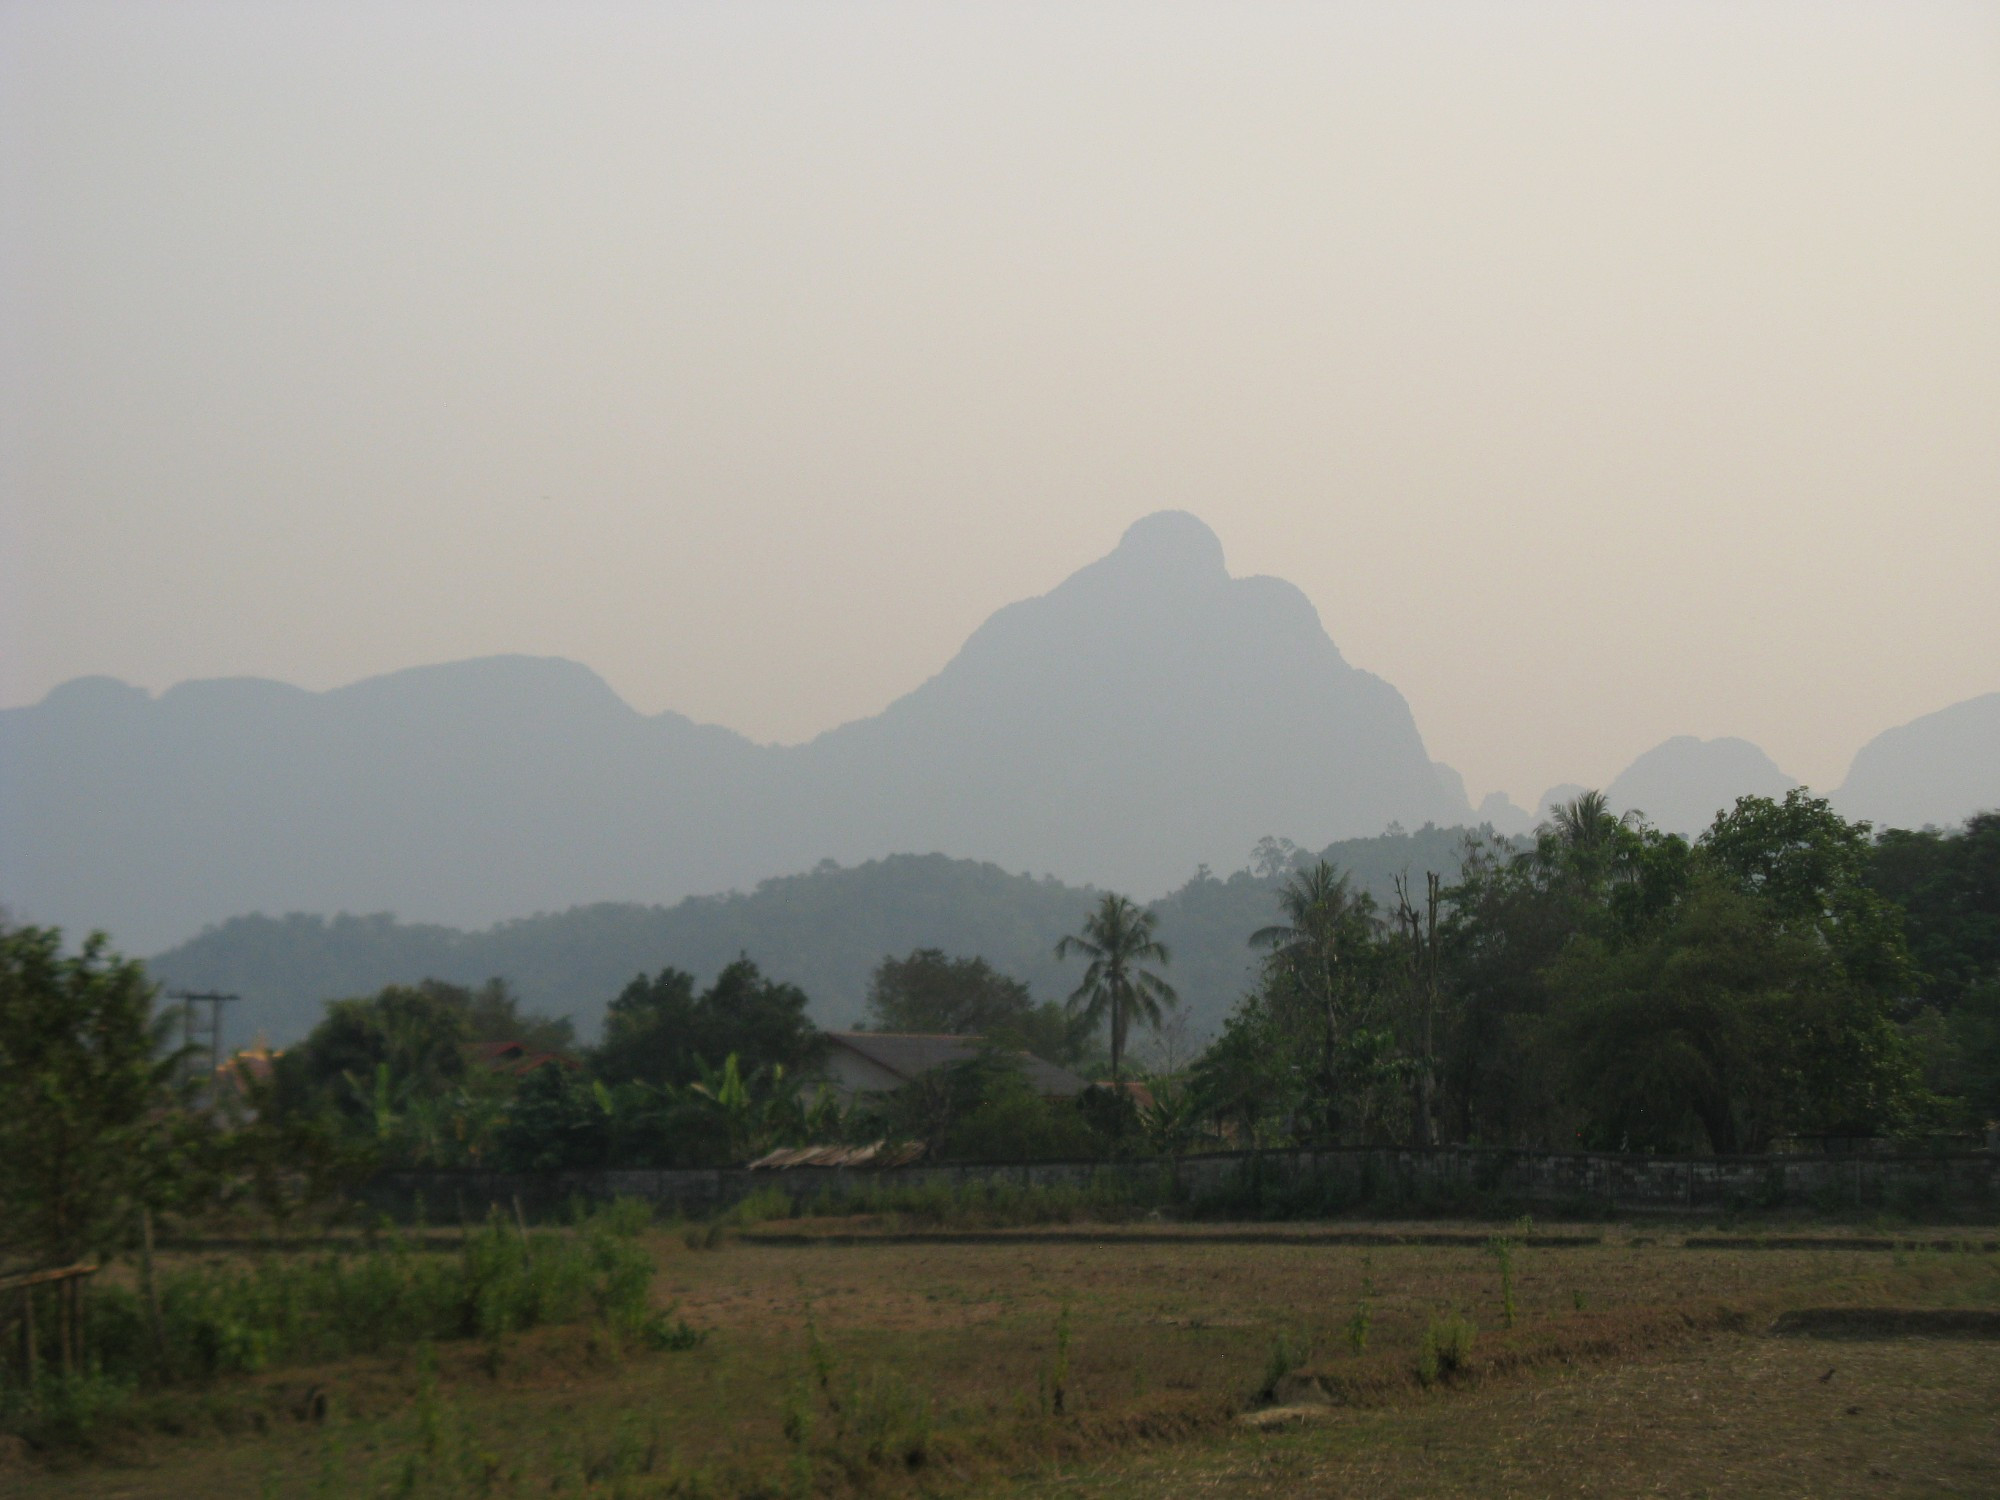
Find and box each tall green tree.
[1250,861,1389,1142]
[0,926,189,1264]
[1536,792,1924,1152]
[1188,994,1298,1147]
[1869,813,2000,1009]
[282,981,475,1121]
[591,957,823,1090]
[866,948,1084,1063]
[1056,895,1177,1080]
[1703,788,1912,994]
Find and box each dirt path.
[997,1332,2000,1498]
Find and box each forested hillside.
[150,824,1495,1046]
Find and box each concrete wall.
[365,1144,1999,1223]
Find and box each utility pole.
[166,990,241,1105]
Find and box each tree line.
[1193,792,1996,1155]
[3,791,1996,1271]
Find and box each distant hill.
[1835,692,2000,830]
[147,825,1499,1047]
[1,512,1468,953]
[1573,697,2000,841]
[1605,736,1797,837]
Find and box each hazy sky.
[4,2,1996,808]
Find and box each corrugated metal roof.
[748,1140,928,1170]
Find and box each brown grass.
[5,1218,1996,1499]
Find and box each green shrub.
[0,1369,136,1450]
[639,1304,707,1352]
[38,1215,660,1394]
[584,1195,656,1237]
[1416,1311,1476,1388]
[1346,1295,1371,1355]
[729,1186,794,1227]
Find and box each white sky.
[4,1,1997,807]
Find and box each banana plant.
[689,1053,755,1159]
[1138,1075,1203,1156]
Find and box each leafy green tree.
[0,926,190,1264]
[1942,983,2000,1124]
[591,958,823,1089]
[1702,789,1912,994]
[492,1064,612,1172]
[1546,872,1921,1151]
[266,978,574,1171]
[1189,996,1298,1146]
[1870,813,2000,1009]
[462,978,575,1052]
[866,948,1084,1063]
[280,981,476,1124]
[1390,872,1446,1146]
[1533,793,1924,1151]
[852,1048,1017,1157]
[1435,801,1693,1146]
[1545,881,1790,1152]
[945,1069,1100,1163]
[592,968,700,1087]
[1250,862,1388,1142]
[1056,895,1178,1080]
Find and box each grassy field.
[5,1214,1997,1498]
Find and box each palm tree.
[1547,790,1620,855]
[1540,790,1640,898]
[1250,860,1381,1142]
[1250,861,1375,984]
[1056,894,1178,1081]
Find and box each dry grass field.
[6,1216,1997,1498]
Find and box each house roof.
[823,1031,1088,1098]
[748,1140,928,1171]
[466,1039,579,1076]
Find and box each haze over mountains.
[1602,737,1797,838]
[1,511,1994,964]
[146,828,1483,1046]
[2,513,1465,952]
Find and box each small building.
[819,1031,1088,1103]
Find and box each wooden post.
[1,1265,101,1380]
[58,1278,72,1377]
[140,1207,169,1371]
[512,1193,534,1270]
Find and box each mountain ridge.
[0,512,1468,951]
[148,827,1497,1047]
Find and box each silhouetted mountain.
[1605,735,1797,837]
[0,513,1468,952]
[0,657,771,954]
[1836,693,2000,830]
[1534,784,1588,823]
[1475,792,1535,837]
[148,827,1500,1046]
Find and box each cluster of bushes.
[1191,795,2000,1156]
[0,1201,691,1448]
[252,958,832,1177]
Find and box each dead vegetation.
[4,1216,1996,1499]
